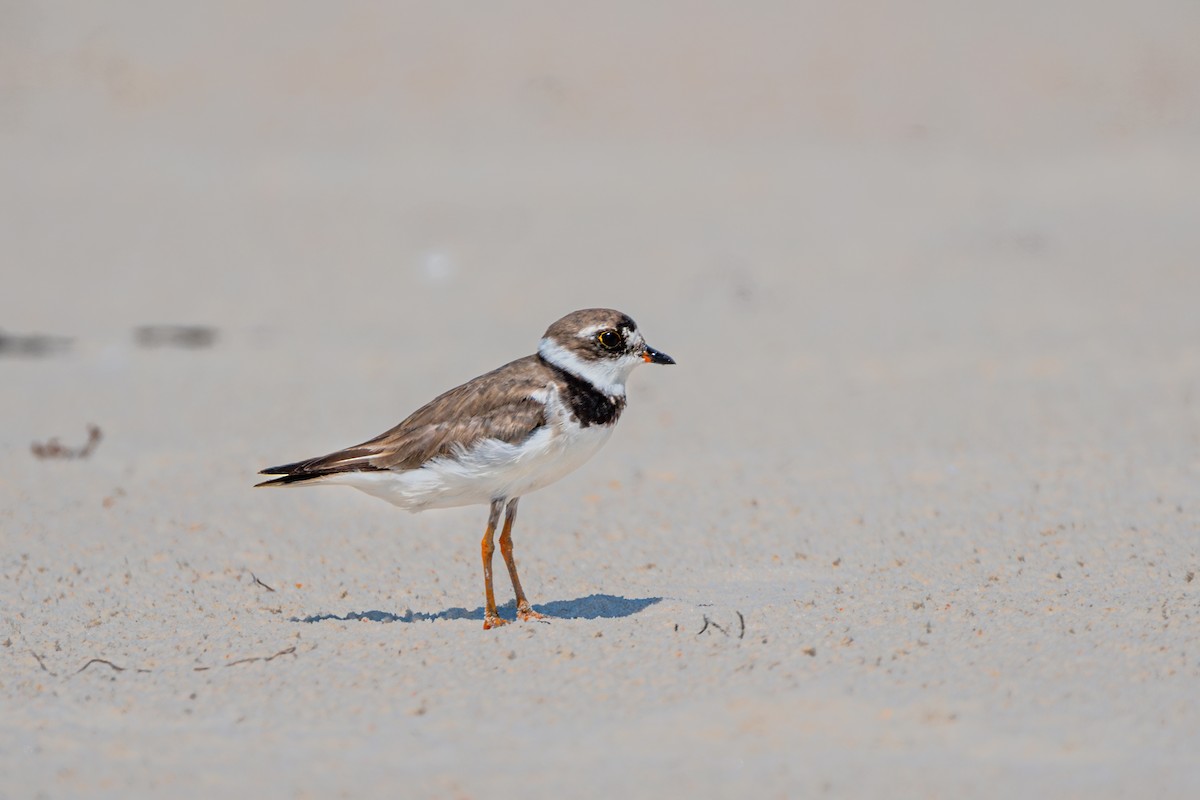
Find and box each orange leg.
[481,499,507,629]
[498,498,546,622]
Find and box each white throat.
[538,337,639,397]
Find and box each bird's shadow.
[293,594,661,624]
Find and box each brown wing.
[257,356,549,485]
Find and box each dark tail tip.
[256,462,312,487]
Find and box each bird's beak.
[642,345,676,365]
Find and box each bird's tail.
[255,448,386,488]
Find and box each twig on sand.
[696,612,746,638]
[227,646,296,667]
[194,645,297,671]
[250,573,276,592]
[30,651,57,676]
[75,658,125,675]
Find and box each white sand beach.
[3,2,1200,797]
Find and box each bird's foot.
[483,612,509,630]
[517,602,547,623]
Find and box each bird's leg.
[481,498,507,629]
[498,497,546,622]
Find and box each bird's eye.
[597,330,622,351]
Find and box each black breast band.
[541,358,626,427]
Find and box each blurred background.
[4,0,1200,510]
[4,0,1199,486]
[5,1,1197,332]
[5,0,1199,523]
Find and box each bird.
[256,308,675,629]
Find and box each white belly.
[325,419,614,511]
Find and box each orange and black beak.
[642,345,676,365]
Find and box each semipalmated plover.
[257,308,674,629]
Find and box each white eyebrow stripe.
[576,323,611,338]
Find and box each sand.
[3,2,1200,797]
